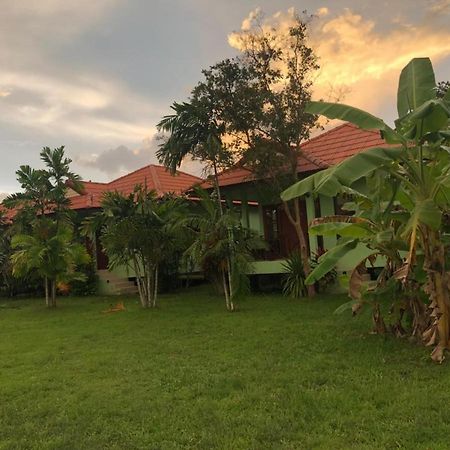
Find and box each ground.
[1,288,450,450]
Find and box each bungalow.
[67,122,387,293]
[67,164,201,294]
[200,122,387,278]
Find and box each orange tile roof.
[202,123,387,188]
[69,164,201,211]
[301,122,387,166]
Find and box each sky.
[0,0,449,194]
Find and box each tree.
[11,218,90,307]
[156,91,238,307]
[83,186,185,308]
[282,57,450,362]
[185,10,320,296]
[4,146,82,222]
[185,189,266,311]
[157,101,233,210]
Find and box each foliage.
[185,189,266,310]
[282,57,450,362]
[157,10,321,297]
[4,146,82,221]
[282,251,307,299]
[4,147,88,305]
[11,218,90,307]
[190,11,320,295]
[157,101,233,178]
[310,250,337,293]
[437,81,450,99]
[82,187,186,308]
[70,260,98,296]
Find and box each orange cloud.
[229,7,450,120]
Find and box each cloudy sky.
[0,0,449,193]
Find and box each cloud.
[75,136,204,179]
[230,6,450,121]
[0,69,160,144]
[427,0,450,14]
[0,0,162,146]
[0,1,121,62]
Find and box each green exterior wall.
[91,179,382,288]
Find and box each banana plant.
[282,57,450,362]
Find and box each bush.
[282,251,307,299]
[70,261,98,296]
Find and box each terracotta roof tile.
[69,164,201,211]
[206,123,387,188]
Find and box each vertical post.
[305,195,317,254]
[320,195,337,251]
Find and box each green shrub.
[70,261,98,296]
[282,251,307,299]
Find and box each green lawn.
[1,288,450,449]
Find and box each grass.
[1,287,450,449]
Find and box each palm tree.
[157,101,232,210]
[3,166,52,216]
[185,189,266,311]
[83,186,185,308]
[11,218,90,307]
[4,146,83,221]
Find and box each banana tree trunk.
[422,228,450,363]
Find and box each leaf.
[334,300,359,315]
[397,58,436,117]
[305,239,358,285]
[396,99,450,138]
[306,101,391,132]
[281,167,341,199]
[404,199,442,235]
[309,216,374,238]
[331,147,403,185]
[282,146,403,201]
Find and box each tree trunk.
[222,268,231,311]
[213,159,236,309]
[44,276,50,308]
[422,229,450,363]
[133,259,147,308]
[283,199,316,297]
[51,280,56,308]
[153,265,158,308]
[147,265,153,308]
[226,259,235,312]
[212,160,224,216]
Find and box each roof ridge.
[107,163,202,187]
[301,122,350,147]
[149,165,163,192]
[108,163,155,186]
[162,166,203,180]
[81,180,108,184]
